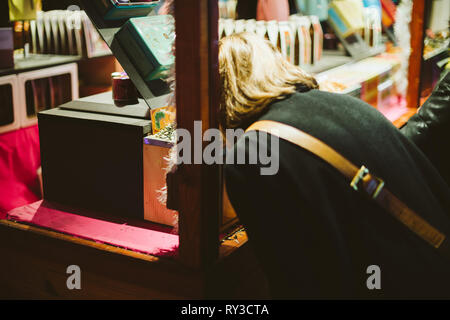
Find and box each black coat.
[401,71,450,187]
[224,89,450,299]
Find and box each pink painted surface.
[378,96,413,123]
[4,200,179,257]
[0,125,41,214]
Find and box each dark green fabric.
[225,89,450,298]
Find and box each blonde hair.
[219,32,318,128]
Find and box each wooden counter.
[0,218,269,299]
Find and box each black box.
[38,102,151,219]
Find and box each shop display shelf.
[0,54,81,77]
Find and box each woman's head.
[219,32,318,128]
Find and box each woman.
[220,32,450,299]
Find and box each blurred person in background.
[236,0,297,21]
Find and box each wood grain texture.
[406,0,426,109]
[219,229,248,259]
[143,143,178,226]
[174,0,221,268]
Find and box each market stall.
[0,0,448,299]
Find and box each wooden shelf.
[303,52,353,75]
[0,53,113,77]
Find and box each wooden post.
[406,0,426,109]
[175,0,221,269]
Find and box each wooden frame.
[406,0,426,109]
[173,0,224,269]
